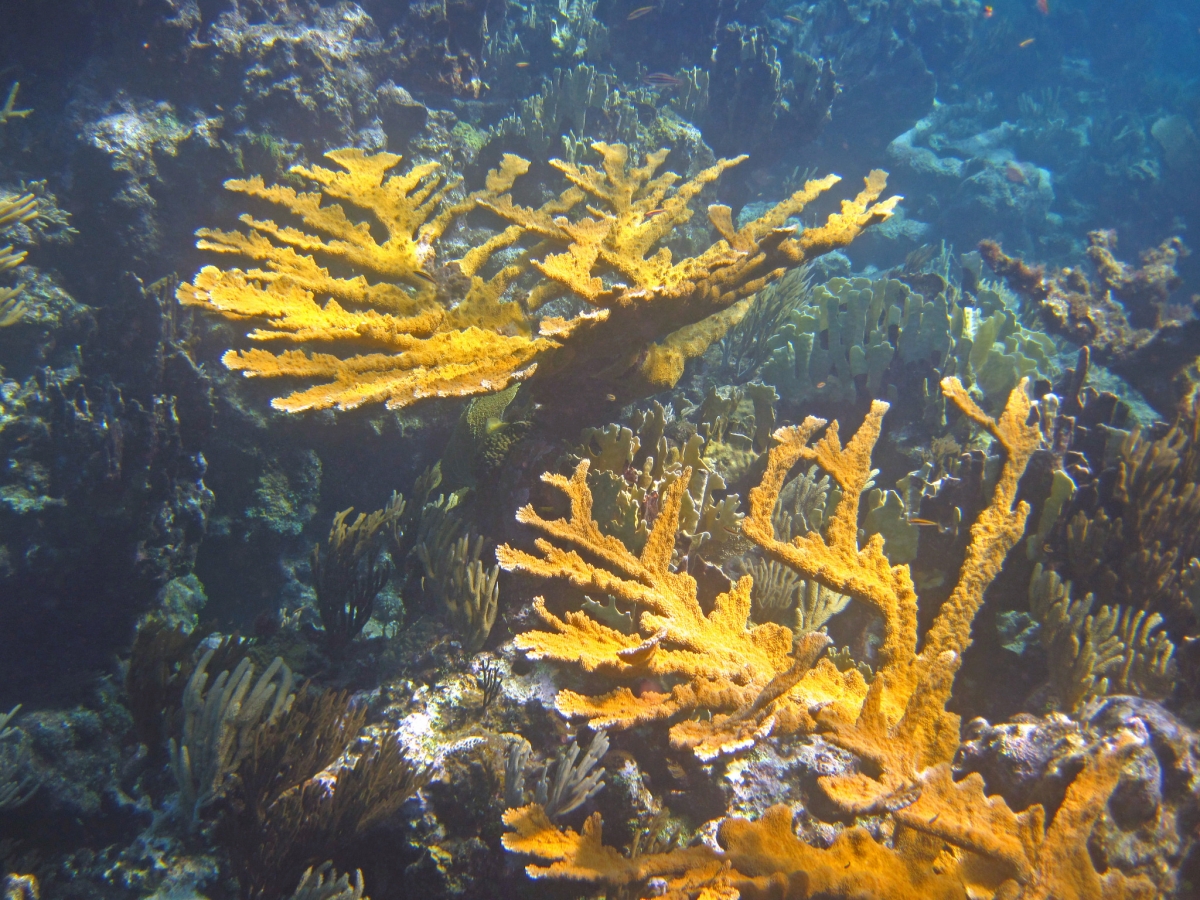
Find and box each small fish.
[907,517,941,527]
[783,14,803,24]
[816,381,827,389]
[627,5,655,20]
[605,393,617,402]
[1005,160,1027,183]
[643,72,683,87]
[515,61,530,68]
[982,5,993,17]
[1019,37,1035,48]
[412,269,437,285]
[644,208,666,218]
[1036,0,1049,14]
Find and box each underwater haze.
[2,0,1200,897]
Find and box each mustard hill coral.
[181,143,898,413]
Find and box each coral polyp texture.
[743,376,1042,814]
[180,143,898,412]
[499,378,1041,776]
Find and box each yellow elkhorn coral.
[181,144,898,413]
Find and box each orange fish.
[515,61,530,68]
[627,6,655,19]
[1036,0,1049,14]
[1019,37,1035,48]
[1005,161,1027,183]
[907,518,941,527]
[784,15,803,24]
[983,5,993,17]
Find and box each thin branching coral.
[533,730,608,820]
[169,649,295,829]
[418,532,500,653]
[288,864,367,900]
[0,705,37,811]
[0,191,36,327]
[181,143,897,413]
[742,377,1041,813]
[1049,410,1200,631]
[0,83,30,126]
[219,687,427,900]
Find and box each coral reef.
[0,365,213,707]
[741,377,1041,813]
[168,648,294,829]
[498,457,844,762]
[0,188,36,328]
[756,271,1055,418]
[1027,564,1175,714]
[499,378,1040,779]
[418,531,500,653]
[1,4,1198,900]
[502,722,1158,899]
[288,864,367,900]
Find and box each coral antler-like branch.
[743,379,1041,813]
[183,143,897,413]
[498,458,864,760]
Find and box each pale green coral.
[574,408,744,558]
[1028,563,1176,713]
[759,275,1057,414]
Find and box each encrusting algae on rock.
[179,142,898,413]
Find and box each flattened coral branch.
[744,401,920,704]
[181,150,545,411]
[498,459,864,761]
[501,803,722,886]
[184,142,897,414]
[896,728,1157,900]
[502,802,965,900]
